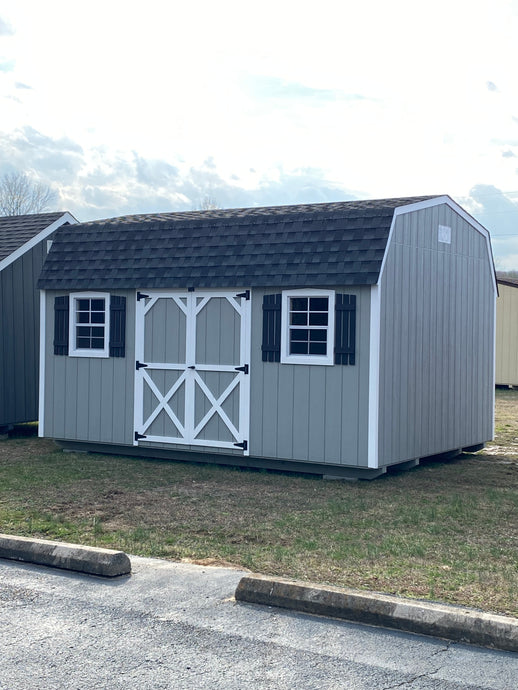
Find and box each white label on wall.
[438,224,451,244]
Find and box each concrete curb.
[235,574,518,653]
[0,534,131,578]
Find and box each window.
[281,290,335,365]
[69,293,110,357]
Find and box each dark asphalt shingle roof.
[497,277,518,288]
[38,197,440,290]
[0,212,68,263]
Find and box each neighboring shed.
[38,196,496,478]
[0,212,78,431]
[495,277,518,385]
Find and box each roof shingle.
[38,197,439,290]
[0,212,67,263]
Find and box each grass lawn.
[1,389,518,616]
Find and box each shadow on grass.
[7,423,39,439]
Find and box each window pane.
[92,327,104,338]
[310,329,327,342]
[77,337,90,348]
[309,342,327,355]
[91,338,105,349]
[77,299,90,311]
[290,329,308,342]
[290,312,307,326]
[77,312,90,323]
[309,297,328,311]
[309,312,328,326]
[91,299,105,311]
[290,297,308,311]
[290,341,308,354]
[77,326,90,337]
[91,311,105,323]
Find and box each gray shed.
[0,212,77,431]
[38,196,496,478]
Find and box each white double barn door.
[134,290,251,453]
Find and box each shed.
[495,277,518,386]
[37,196,496,478]
[0,211,77,432]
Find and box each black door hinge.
[135,432,147,441]
[136,360,148,370]
[234,440,248,451]
[137,291,149,301]
[234,364,249,375]
[235,290,250,300]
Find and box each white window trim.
[280,289,335,366]
[69,292,110,358]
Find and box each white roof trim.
[0,212,78,273]
[377,196,497,295]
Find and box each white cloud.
[0,16,13,36]
[1,1,518,263]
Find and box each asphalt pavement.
[1,555,517,689]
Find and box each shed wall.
[0,242,47,426]
[495,283,518,385]
[378,204,495,467]
[42,290,135,443]
[248,287,371,467]
[44,286,371,468]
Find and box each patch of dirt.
[181,557,247,570]
[482,446,518,459]
[0,437,57,463]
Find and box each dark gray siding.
[249,287,371,467]
[377,204,495,467]
[0,242,47,426]
[42,290,135,443]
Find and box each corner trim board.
[38,290,46,437]
[491,293,498,438]
[367,284,380,468]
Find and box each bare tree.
[0,172,58,215]
[195,194,220,211]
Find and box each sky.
[1,0,518,268]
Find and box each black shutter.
[335,294,356,365]
[261,294,281,362]
[109,296,126,357]
[54,296,69,355]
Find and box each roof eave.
[0,212,79,273]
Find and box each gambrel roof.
[38,197,441,290]
[0,212,78,269]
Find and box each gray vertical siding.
[43,290,135,444]
[0,242,46,426]
[144,297,186,363]
[377,204,495,467]
[43,285,372,467]
[249,287,371,467]
[195,296,241,366]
